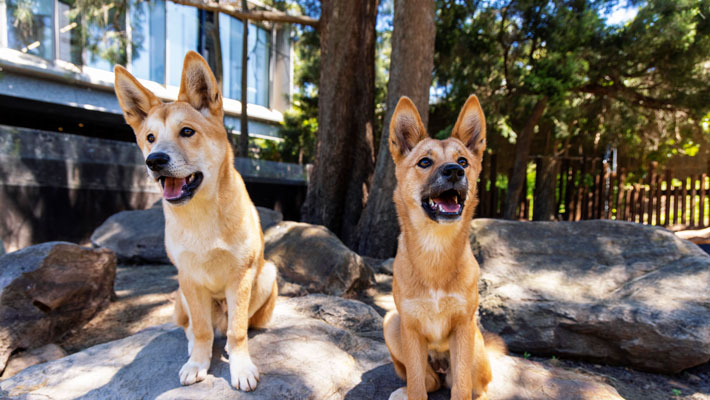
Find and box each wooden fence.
[475,155,710,228]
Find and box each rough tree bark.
[300,0,379,244]
[503,97,548,220]
[350,0,436,258]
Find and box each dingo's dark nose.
[441,163,464,182]
[146,152,170,171]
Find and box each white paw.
[389,387,408,400]
[229,354,260,391]
[179,359,210,386]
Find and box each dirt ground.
[59,264,178,353]
[55,266,710,400]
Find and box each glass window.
[219,13,243,101]
[84,3,127,71]
[252,26,270,107]
[6,0,54,60]
[56,0,81,65]
[131,0,165,83]
[166,1,198,87]
[219,15,271,107]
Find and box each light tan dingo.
[114,51,277,391]
[384,96,504,400]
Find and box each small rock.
[265,222,374,296]
[0,344,67,378]
[0,242,116,372]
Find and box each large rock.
[471,219,710,373]
[90,206,283,265]
[265,222,375,296]
[0,295,622,400]
[0,242,116,372]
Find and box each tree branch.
[167,0,320,28]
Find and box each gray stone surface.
[90,206,283,265]
[0,295,622,400]
[0,239,5,257]
[0,344,67,379]
[471,218,710,373]
[0,242,116,372]
[265,222,375,296]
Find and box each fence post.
[664,169,672,226]
[489,154,497,219]
[617,168,626,221]
[691,175,699,228]
[700,174,707,228]
[654,173,662,225]
[682,178,688,226]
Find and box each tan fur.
[384,96,501,400]
[114,51,277,391]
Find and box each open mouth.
[157,172,203,204]
[421,188,466,221]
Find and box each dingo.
[114,51,277,391]
[383,96,504,400]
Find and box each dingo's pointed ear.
[389,97,428,163]
[114,65,161,130]
[178,51,223,117]
[451,94,486,158]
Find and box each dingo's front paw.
[389,387,408,400]
[179,359,210,386]
[229,354,260,391]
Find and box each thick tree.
[300,0,379,243]
[351,0,436,258]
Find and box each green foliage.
[431,0,710,176]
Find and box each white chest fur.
[401,289,469,347]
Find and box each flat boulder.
[91,206,283,265]
[0,295,622,400]
[0,242,116,373]
[265,222,374,296]
[471,218,710,373]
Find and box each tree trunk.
[533,155,560,221]
[238,0,250,157]
[350,0,436,258]
[300,0,378,243]
[503,97,548,219]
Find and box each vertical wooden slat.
[476,155,490,218]
[668,186,675,226]
[624,183,632,221]
[647,162,657,225]
[700,174,707,227]
[654,174,662,225]
[616,169,626,221]
[633,185,641,223]
[521,171,529,220]
[579,157,587,220]
[489,154,497,219]
[592,161,601,219]
[664,170,672,226]
[681,179,688,226]
[675,180,684,225]
[691,175,699,227]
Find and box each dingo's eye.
[417,157,433,168]
[147,133,155,143]
[180,127,195,137]
[457,157,468,167]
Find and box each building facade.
[0,0,306,252]
[0,0,293,141]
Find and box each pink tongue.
[434,197,460,213]
[163,177,186,200]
